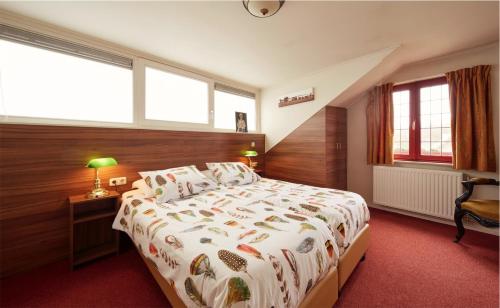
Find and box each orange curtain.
[367,83,394,165]
[446,65,496,172]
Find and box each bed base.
[338,224,370,289]
[136,224,370,307]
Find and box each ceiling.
[0,1,498,88]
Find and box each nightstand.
[69,191,120,269]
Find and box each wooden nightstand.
[69,191,120,269]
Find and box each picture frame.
[235,112,248,133]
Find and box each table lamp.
[86,157,118,198]
[244,150,258,169]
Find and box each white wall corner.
[260,46,399,152]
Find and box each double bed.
[113,167,369,308]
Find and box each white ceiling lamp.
[242,0,285,18]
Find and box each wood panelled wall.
[265,106,347,189]
[0,124,264,277]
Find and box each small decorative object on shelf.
[86,157,118,199]
[244,150,258,169]
[69,191,120,269]
[278,87,315,108]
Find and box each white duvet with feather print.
[113,178,369,308]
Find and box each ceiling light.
[242,0,285,18]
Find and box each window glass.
[0,40,133,123]
[393,90,410,155]
[420,84,451,156]
[145,66,209,124]
[214,90,256,131]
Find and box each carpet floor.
[1,208,498,307]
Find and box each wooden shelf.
[74,211,117,224]
[69,191,120,205]
[69,192,120,269]
[73,242,117,266]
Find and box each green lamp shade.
[244,150,258,157]
[86,157,118,168]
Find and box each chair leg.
[454,209,466,243]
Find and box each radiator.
[373,166,463,220]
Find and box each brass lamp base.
[87,168,109,199]
[86,187,110,199]
[247,157,258,170]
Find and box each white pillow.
[201,169,217,182]
[132,179,155,198]
[206,162,260,186]
[139,165,216,204]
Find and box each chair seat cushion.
[462,200,499,221]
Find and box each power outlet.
[109,177,127,186]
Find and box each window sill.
[395,160,452,168]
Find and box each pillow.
[139,165,216,204]
[206,162,260,186]
[132,179,155,198]
[201,169,217,182]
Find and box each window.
[144,65,209,125]
[0,27,133,123]
[393,77,451,162]
[0,25,259,133]
[214,85,256,131]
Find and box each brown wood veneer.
[0,124,264,277]
[265,106,347,189]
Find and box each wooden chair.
[454,178,499,243]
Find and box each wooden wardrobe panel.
[265,107,347,190]
[265,109,327,187]
[326,107,347,190]
[0,124,264,277]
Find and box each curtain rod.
[393,73,446,86]
[374,73,446,88]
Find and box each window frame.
[393,76,452,163]
[213,89,258,132]
[0,37,135,126]
[0,22,260,134]
[136,58,214,130]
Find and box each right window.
[392,77,452,163]
[213,85,256,131]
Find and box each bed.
[113,173,369,307]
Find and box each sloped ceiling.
[0,1,498,88]
[261,46,398,151]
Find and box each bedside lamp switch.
[109,177,127,186]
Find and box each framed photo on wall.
[235,112,248,133]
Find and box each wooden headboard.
[0,124,265,277]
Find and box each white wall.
[347,43,500,206]
[261,47,397,151]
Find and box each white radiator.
[373,166,463,220]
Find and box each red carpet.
[1,208,498,307]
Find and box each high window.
[0,26,133,123]
[0,25,258,132]
[393,77,452,162]
[144,65,209,125]
[214,84,256,131]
